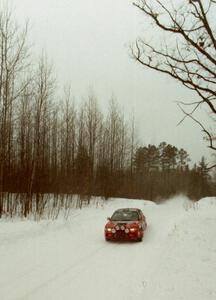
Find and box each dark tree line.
[133,143,212,200]
[0,6,213,218]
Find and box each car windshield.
[111,210,139,221]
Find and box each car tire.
[137,234,143,242]
[137,231,143,242]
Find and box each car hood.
[105,220,139,228]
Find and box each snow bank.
[197,196,216,209]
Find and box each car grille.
[115,225,127,238]
[115,231,126,239]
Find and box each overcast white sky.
[10,0,214,164]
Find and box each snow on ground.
[0,195,216,300]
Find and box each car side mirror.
[107,217,111,221]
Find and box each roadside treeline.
[0,8,213,217]
[133,145,212,201]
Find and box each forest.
[0,6,213,218]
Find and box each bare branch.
[178,104,216,151]
[132,0,216,161]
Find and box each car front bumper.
[105,230,142,241]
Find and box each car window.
[111,210,139,221]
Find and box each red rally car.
[105,208,147,242]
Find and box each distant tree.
[159,143,178,170]
[50,105,60,190]
[107,98,120,175]
[17,86,34,190]
[198,156,211,195]
[177,148,190,170]
[75,144,92,204]
[129,114,136,177]
[134,144,160,172]
[165,145,178,170]
[134,147,146,174]
[188,157,211,199]
[147,144,160,170]
[61,86,76,188]
[198,156,209,179]
[84,92,101,197]
[132,0,216,164]
[32,54,55,211]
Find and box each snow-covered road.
[1,196,216,300]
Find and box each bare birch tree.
[61,86,76,189]
[132,0,216,166]
[32,54,55,212]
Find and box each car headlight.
[130,227,137,232]
[115,225,120,231]
[125,228,129,233]
[111,228,116,233]
[106,228,112,232]
[120,225,125,231]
